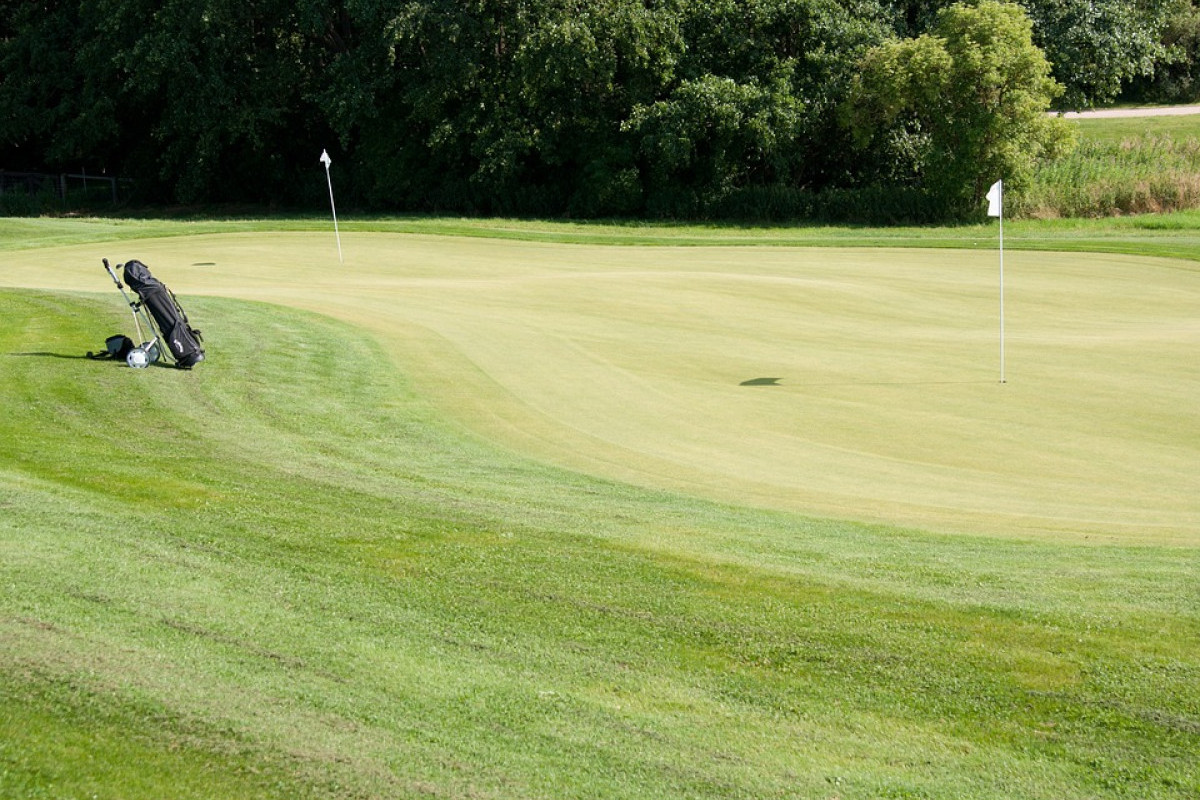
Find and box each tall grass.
[1023,116,1200,218]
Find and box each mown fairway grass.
[7,225,1198,541]
[1,217,1197,798]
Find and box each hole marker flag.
[320,149,343,264]
[985,179,1006,383]
[986,179,1002,217]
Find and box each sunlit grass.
[1,218,1197,798]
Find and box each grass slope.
[1,289,1197,799]
[1,217,1198,798]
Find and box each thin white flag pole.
[986,179,1005,384]
[320,149,343,264]
[999,197,1005,384]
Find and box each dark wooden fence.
[1,169,131,205]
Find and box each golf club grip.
[102,258,124,288]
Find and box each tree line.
[0,0,1186,220]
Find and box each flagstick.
[987,179,1006,384]
[320,150,343,264]
[998,200,1005,384]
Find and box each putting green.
[7,232,1198,543]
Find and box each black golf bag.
[121,260,205,368]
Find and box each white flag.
[319,149,343,264]
[986,179,1003,218]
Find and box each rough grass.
[1024,115,1200,217]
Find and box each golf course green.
[7,230,1197,542]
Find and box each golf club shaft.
[102,258,149,343]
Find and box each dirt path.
[1059,104,1200,118]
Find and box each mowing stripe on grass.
[1,288,1196,800]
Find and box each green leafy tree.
[101,0,331,203]
[624,71,806,214]
[7,0,1096,219]
[0,1,119,170]
[883,0,1175,109]
[359,0,684,215]
[358,0,892,216]
[844,0,1074,214]
[0,0,344,203]
[1123,0,1200,103]
[624,0,890,214]
[1025,0,1172,108]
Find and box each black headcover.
[122,260,205,368]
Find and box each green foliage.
[357,0,891,217]
[0,0,893,217]
[1024,0,1173,108]
[844,1,1075,215]
[1124,0,1200,103]
[0,1,116,165]
[652,0,892,207]
[102,0,340,204]
[361,0,685,216]
[884,0,1177,110]
[625,72,807,215]
[4,0,1186,220]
